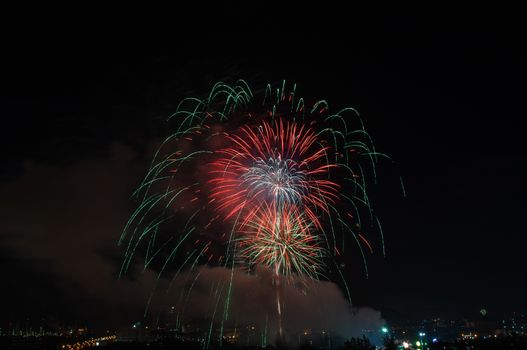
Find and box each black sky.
[1,3,526,328]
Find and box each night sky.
[1,3,526,329]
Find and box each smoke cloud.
[0,142,384,342]
[167,265,385,345]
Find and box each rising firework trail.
[119,80,398,346]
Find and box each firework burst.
[237,203,324,280]
[118,80,398,346]
[209,118,339,231]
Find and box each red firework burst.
[208,118,340,229]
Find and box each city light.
[418,331,426,349]
[61,335,116,350]
[381,327,389,333]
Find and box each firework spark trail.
[237,204,325,339]
[118,80,399,346]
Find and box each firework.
[118,80,395,345]
[209,118,339,231]
[237,203,324,280]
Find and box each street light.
[381,327,388,334]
